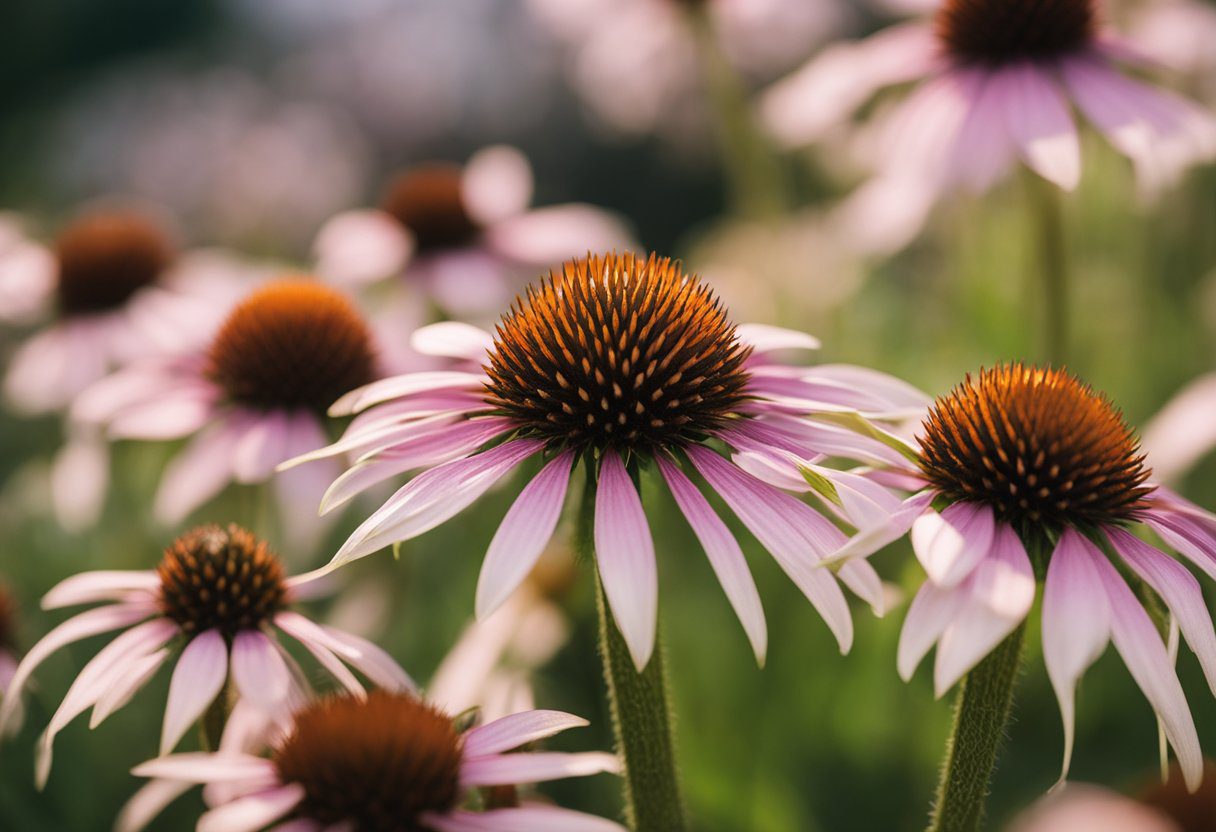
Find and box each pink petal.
[42,570,160,610]
[1091,551,1203,791]
[230,631,292,713]
[313,209,411,287]
[898,581,966,682]
[132,752,278,783]
[0,602,156,732]
[687,445,853,652]
[410,322,495,361]
[162,630,230,755]
[1042,530,1112,782]
[594,451,658,672]
[106,385,218,441]
[464,710,590,758]
[424,807,626,832]
[911,502,995,588]
[89,648,171,728]
[657,456,767,663]
[462,145,534,226]
[115,778,195,832]
[476,451,575,619]
[1144,506,1216,582]
[824,492,935,567]
[1141,373,1216,483]
[197,784,306,832]
[233,411,293,484]
[153,415,247,525]
[734,323,820,354]
[933,525,1036,695]
[50,433,110,532]
[485,204,631,267]
[318,626,416,693]
[947,69,1018,192]
[999,62,1081,190]
[460,751,620,787]
[273,612,361,660]
[1109,527,1216,697]
[329,371,486,417]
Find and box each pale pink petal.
[934,525,1036,695]
[50,433,110,532]
[162,630,230,755]
[410,322,495,362]
[464,710,590,758]
[0,602,156,732]
[800,364,931,410]
[4,323,105,414]
[687,445,853,652]
[273,612,360,660]
[132,752,278,783]
[197,784,306,832]
[233,411,293,484]
[1000,62,1081,190]
[911,502,996,588]
[485,205,632,267]
[476,451,575,619]
[42,570,160,610]
[1042,530,1112,782]
[1091,551,1203,791]
[594,451,658,672]
[424,807,626,832]
[898,580,967,682]
[460,751,620,787]
[231,631,292,713]
[115,778,195,832]
[153,415,248,525]
[328,371,487,417]
[824,492,935,567]
[319,626,416,693]
[1142,373,1216,482]
[462,145,534,226]
[838,559,888,617]
[414,249,512,316]
[657,456,767,663]
[1109,527,1216,698]
[314,209,411,287]
[946,69,1018,192]
[106,385,218,441]
[732,323,819,354]
[88,648,171,727]
[1144,508,1216,582]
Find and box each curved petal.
[734,323,820,354]
[197,784,306,832]
[132,752,278,782]
[462,145,534,226]
[464,710,590,758]
[410,322,495,362]
[230,631,292,714]
[476,451,575,619]
[898,580,966,682]
[162,630,229,755]
[115,778,195,832]
[460,751,620,787]
[1000,62,1081,190]
[911,502,995,589]
[41,570,160,610]
[595,451,658,672]
[319,626,416,693]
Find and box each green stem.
[927,623,1026,832]
[686,6,786,217]
[578,473,686,832]
[1027,173,1069,366]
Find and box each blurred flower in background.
[1143,373,1216,484]
[1128,0,1216,104]
[0,583,21,734]
[1007,782,1178,832]
[0,523,413,788]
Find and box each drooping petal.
[463,710,590,758]
[88,648,171,728]
[898,581,966,682]
[115,778,195,832]
[153,415,248,525]
[999,62,1081,190]
[41,570,160,610]
[460,751,621,787]
[162,630,230,755]
[911,502,995,589]
[318,626,417,693]
[476,451,575,620]
[230,631,292,713]
[657,456,767,663]
[594,451,658,672]
[197,784,306,832]
[1042,530,1112,783]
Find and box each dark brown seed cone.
[918,364,1152,529]
[206,279,377,413]
[274,692,463,831]
[380,164,481,252]
[54,211,175,315]
[936,0,1096,64]
[483,252,753,456]
[157,524,288,639]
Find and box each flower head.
[52,211,175,315]
[130,691,623,832]
[73,279,383,534]
[291,252,928,670]
[380,163,482,253]
[0,523,413,788]
[935,0,1096,64]
[833,363,1216,790]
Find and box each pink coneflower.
[129,690,623,832]
[0,524,413,787]
[289,252,928,670]
[761,0,1216,250]
[71,279,384,534]
[832,364,1216,789]
[313,146,631,316]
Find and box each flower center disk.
[273,692,463,831]
[380,164,481,252]
[206,280,377,412]
[936,0,1096,64]
[54,212,175,315]
[918,364,1152,529]
[157,524,287,638]
[484,253,752,456]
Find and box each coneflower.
[0,524,413,788]
[830,364,1216,830]
[127,690,623,832]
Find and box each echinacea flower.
[71,279,385,536]
[761,0,1216,252]
[289,252,928,670]
[0,523,413,787]
[833,363,1216,789]
[129,690,624,832]
[313,146,630,316]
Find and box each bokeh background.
[1,1,1215,830]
